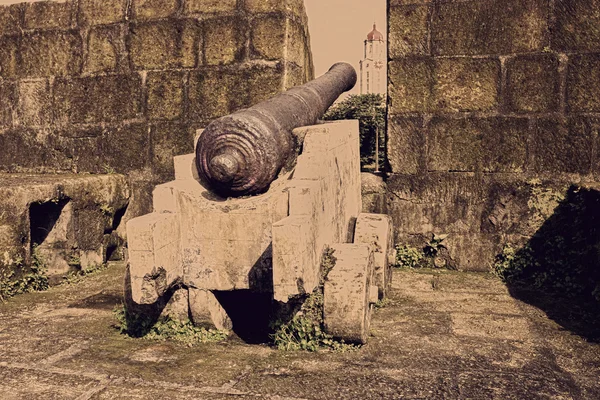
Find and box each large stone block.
[0,81,16,129]
[130,20,200,70]
[386,173,487,235]
[20,31,83,78]
[0,4,23,36]
[150,122,194,181]
[185,0,237,14]
[389,5,429,58]
[444,233,503,272]
[431,0,549,55]
[567,54,600,112]
[387,116,424,174]
[323,243,375,344]
[433,58,500,112]
[79,0,127,26]
[53,74,143,124]
[202,16,246,65]
[530,117,593,175]
[102,123,150,173]
[127,212,182,304]
[506,54,560,113]
[24,0,76,30]
[188,288,232,330]
[244,63,285,105]
[388,57,433,113]
[146,71,185,121]
[0,35,19,79]
[251,15,306,68]
[427,117,527,173]
[553,0,600,52]
[245,0,301,16]
[188,67,246,122]
[17,80,53,127]
[132,0,178,20]
[84,25,128,75]
[0,128,70,172]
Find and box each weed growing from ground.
[271,248,360,352]
[113,305,228,345]
[0,246,49,302]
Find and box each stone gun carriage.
[126,63,395,344]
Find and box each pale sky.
[304,0,387,94]
[0,0,387,94]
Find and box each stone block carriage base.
[126,120,394,344]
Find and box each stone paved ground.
[1,263,599,399]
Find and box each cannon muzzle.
[195,62,357,197]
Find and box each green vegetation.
[323,94,386,170]
[394,234,448,269]
[493,185,600,303]
[61,262,108,285]
[0,246,49,302]
[271,248,359,352]
[113,305,228,345]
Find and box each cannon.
[126,64,394,344]
[196,62,357,197]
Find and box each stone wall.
[0,0,314,217]
[386,0,600,271]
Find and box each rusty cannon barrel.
[195,62,357,197]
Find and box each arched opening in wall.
[305,0,388,172]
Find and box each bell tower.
[359,23,385,95]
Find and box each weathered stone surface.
[0,173,129,278]
[20,31,83,78]
[431,0,549,55]
[354,213,394,299]
[84,25,128,75]
[188,67,246,122]
[132,0,178,20]
[272,214,316,301]
[102,123,150,173]
[16,80,52,127]
[151,122,194,181]
[188,288,232,330]
[427,117,527,173]
[162,288,190,321]
[0,128,70,172]
[506,54,560,113]
[0,4,23,36]
[530,117,593,175]
[567,54,600,112]
[387,116,424,174]
[130,20,200,70]
[188,65,285,123]
[185,0,237,14]
[553,0,600,52]
[23,0,76,30]
[361,173,387,214]
[0,35,19,79]
[127,212,181,304]
[386,173,487,236]
[388,57,433,113]
[324,243,375,344]
[203,16,245,65]
[433,58,500,112]
[0,81,16,128]
[388,5,429,58]
[251,14,286,61]
[146,71,185,121]
[79,0,127,26]
[53,74,143,124]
